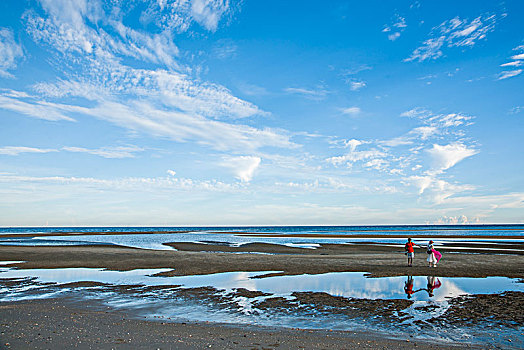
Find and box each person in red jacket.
[404,238,418,266]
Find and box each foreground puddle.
[0,266,522,348]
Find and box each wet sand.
[0,298,473,349]
[1,241,523,278]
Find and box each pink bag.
[432,249,442,262]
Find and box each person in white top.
[427,240,437,267]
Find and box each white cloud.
[1,89,294,152]
[380,137,413,147]
[497,45,524,80]
[326,107,477,191]
[444,192,524,210]
[284,86,328,99]
[326,149,385,167]
[434,215,471,224]
[401,108,473,129]
[213,39,237,59]
[437,113,473,127]
[344,139,363,151]
[407,175,433,195]
[400,107,428,118]
[388,32,401,41]
[0,0,297,154]
[394,16,407,28]
[406,175,475,202]
[0,28,24,78]
[340,107,361,116]
[36,68,267,120]
[410,126,437,140]
[500,61,522,67]
[220,156,261,182]
[236,82,268,97]
[405,14,497,62]
[166,169,176,176]
[497,69,522,80]
[25,1,180,69]
[364,158,388,170]
[0,173,240,193]
[0,91,78,121]
[62,145,144,159]
[0,146,57,156]
[86,100,293,152]
[426,143,478,173]
[190,0,230,32]
[383,14,406,41]
[348,80,366,91]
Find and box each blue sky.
[0,0,523,226]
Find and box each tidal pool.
[0,265,522,348]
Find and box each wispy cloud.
[326,145,386,168]
[497,69,522,80]
[0,90,79,121]
[1,88,294,152]
[190,0,231,32]
[284,86,329,99]
[434,215,474,224]
[426,142,478,174]
[220,156,261,182]
[400,108,473,129]
[348,80,366,91]
[0,145,145,158]
[0,146,57,156]
[500,61,522,67]
[0,1,300,154]
[212,39,237,59]
[340,107,361,116]
[236,82,269,97]
[498,45,524,80]
[405,14,498,62]
[406,175,475,203]
[0,28,24,78]
[340,65,370,91]
[383,14,407,41]
[35,68,266,120]
[0,173,241,193]
[509,106,523,114]
[62,146,145,159]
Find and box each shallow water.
[1,231,523,253]
[0,265,522,348]
[2,267,522,299]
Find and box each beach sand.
[1,241,523,278]
[1,239,523,349]
[0,298,471,349]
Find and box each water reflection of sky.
[1,266,523,348]
[1,268,522,301]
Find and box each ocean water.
[2,224,524,235]
[0,225,523,250]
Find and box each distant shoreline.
[1,223,523,230]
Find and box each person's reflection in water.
[404,275,415,299]
[426,276,442,297]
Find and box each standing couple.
[404,238,442,267]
